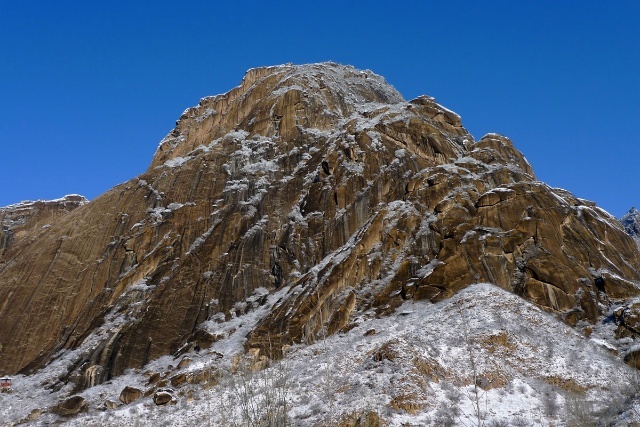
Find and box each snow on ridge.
[481,132,509,140]
[269,84,305,98]
[251,62,405,107]
[432,101,462,121]
[0,194,88,211]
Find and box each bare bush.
[565,393,598,427]
[509,416,531,427]
[433,404,457,427]
[542,389,560,418]
[214,349,290,427]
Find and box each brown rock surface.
[119,386,143,404]
[0,62,638,385]
[51,395,88,416]
[153,389,175,405]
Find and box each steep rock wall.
[0,63,638,386]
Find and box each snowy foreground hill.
[2,283,640,426]
[1,63,640,426]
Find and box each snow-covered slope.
[3,283,638,426]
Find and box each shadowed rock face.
[0,63,638,383]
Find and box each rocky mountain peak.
[622,207,640,242]
[1,64,639,419]
[242,62,405,105]
[152,62,405,168]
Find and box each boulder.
[625,347,640,368]
[177,356,191,369]
[170,373,186,387]
[119,386,143,404]
[146,372,161,385]
[153,389,175,405]
[51,395,88,416]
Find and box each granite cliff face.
[1,63,639,390]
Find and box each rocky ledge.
[0,194,87,253]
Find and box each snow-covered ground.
[2,283,639,426]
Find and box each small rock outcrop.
[0,63,638,386]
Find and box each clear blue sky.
[1,1,638,217]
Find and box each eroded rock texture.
[0,63,638,384]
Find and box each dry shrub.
[479,331,516,354]
[543,375,588,393]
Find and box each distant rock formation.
[622,207,640,245]
[0,63,638,390]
